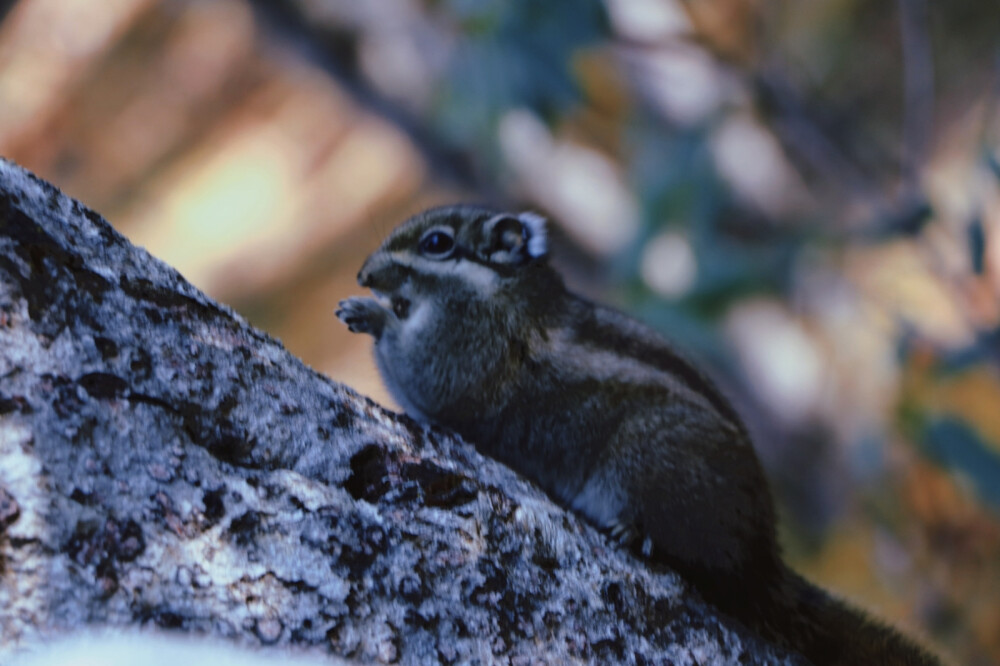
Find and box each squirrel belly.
[337,205,943,666]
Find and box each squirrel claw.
[608,520,637,545]
[336,297,386,337]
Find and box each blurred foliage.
[1,0,999,662]
[431,0,608,147]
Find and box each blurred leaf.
[923,417,1000,509]
[630,298,731,368]
[432,0,608,146]
[987,150,1000,184]
[968,215,986,274]
[622,117,801,319]
[683,240,792,314]
[629,126,714,226]
[935,332,1000,373]
[861,199,933,241]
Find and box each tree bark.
[0,158,802,665]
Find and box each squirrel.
[336,205,942,666]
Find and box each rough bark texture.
[0,159,802,665]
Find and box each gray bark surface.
[0,158,801,665]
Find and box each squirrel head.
[357,205,551,315]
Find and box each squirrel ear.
[482,211,548,265]
[517,212,548,259]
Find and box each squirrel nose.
[357,253,404,291]
[357,254,377,287]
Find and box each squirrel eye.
[418,229,455,258]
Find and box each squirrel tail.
[757,566,943,666]
[681,555,942,665]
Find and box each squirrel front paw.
[336,297,387,337]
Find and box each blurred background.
[1,0,998,662]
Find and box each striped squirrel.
[336,205,941,666]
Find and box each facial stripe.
[387,251,501,293]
